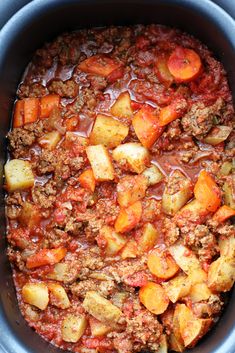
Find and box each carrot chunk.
[139,282,169,315]
[194,170,221,212]
[213,205,235,222]
[158,98,187,126]
[168,47,202,82]
[26,248,67,269]
[24,98,39,124]
[78,168,96,193]
[40,94,60,119]
[114,201,142,233]
[147,248,179,279]
[78,55,121,77]
[64,116,79,131]
[13,100,24,128]
[132,104,164,148]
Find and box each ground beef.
[181,98,224,139]
[6,192,23,219]
[71,278,117,299]
[32,180,57,209]
[48,79,78,98]
[17,82,48,99]
[163,218,180,246]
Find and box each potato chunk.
[142,164,164,185]
[112,142,150,174]
[98,225,127,256]
[138,223,158,253]
[110,91,133,119]
[5,159,34,192]
[48,283,70,309]
[89,114,128,148]
[162,274,191,303]
[62,314,87,343]
[86,145,114,181]
[38,131,61,150]
[188,283,212,302]
[162,170,193,216]
[22,283,49,310]
[219,235,235,257]
[89,317,111,337]
[208,256,235,292]
[169,244,207,284]
[117,175,148,207]
[157,335,168,353]
[19,202,41,229]
[83,291,122,325]
[176,304,212,348]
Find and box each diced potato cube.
[208,256,235,292]
[176,304,212,348]
[47,263,70,282]
[142,164,164,185]
[89,114,129,148]
[121,240,138,259]
[117,175,148,207]
[169,244,207,284]
[172,305,185,352]
[188,283,212,302]
[19,202,41,229]
[223,179,235,209]
[38,131,61,150]
[83,291,122,325]
[203,125,232,145]
[169,333,184,353]
[162,170,193,216]
[62,314,87,343]
[65,132,89,146]
[89,317,111,337]
[112,142,150,174]
[162,274,191,303]
[98,225,127,256]
[22,283,49,310]
[86,145,114,181]
[111,292,128,308]
[48,283,70,309]
[138,223,158,253]
[5,159,34,192]
[110,91,133,119]
[219,236,235,257]
[157,334,168,353]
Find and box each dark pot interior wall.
[0,1,235,353]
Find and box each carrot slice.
[24,98,39,124]
[213,205,235,222]
[139,282,169,315]
[158,98,187,126]
[147,248,179,279]
[78,55,121,77]
[132,104,164,148]
[40,94,60,119]
[168,47,202,82]
[26,248,67,269]
[13,100,25,128]
[114,201,142,233]
[78,168,96,193]
[194,170,221,212]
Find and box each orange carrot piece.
[78,55,121,77]
[115,201,142,233]
[40,94,60,119]
[158,98,187,126]
[26,247,67,269]
[168,47,202,82]
[24,97,39,124]
[147,248,179,279]
[213,205,235,222]
[78,168,96,193]
[194,170,221,212]
[132,104,164,148]
[13,100,24,128]
[139,282,169,315]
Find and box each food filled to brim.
[5,24,235,353]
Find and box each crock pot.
[0,1,235,352]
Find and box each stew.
[5,25,235,353]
